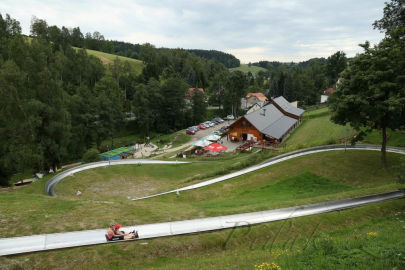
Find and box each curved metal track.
[45,159,189,196]
[0,191,403,256]
[2,145,404,256]
[45,145,405,199]
[130,144,405,200]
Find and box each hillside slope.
[75,47,144,74]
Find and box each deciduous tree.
[329,31,405,167]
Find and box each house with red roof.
[321,78,343,103]
[185,88,205,101]
[244,92,268,108]
[321,87,335,103]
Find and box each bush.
[326,138,337,145]
[82,149,101,163]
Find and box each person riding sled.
[106,224,138,241]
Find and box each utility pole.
[345,127,348,152]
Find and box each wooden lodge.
[228,96,304,143]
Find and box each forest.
[49,24,240,69]
[0,14,346,185]
[0,14,247,185]
[246,52,347,105]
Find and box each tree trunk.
[381,126,387,168]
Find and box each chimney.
[261,108,266,116]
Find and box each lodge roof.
[244,103,298,140]
[232,96,305,140]
[261,115,298,139]
[272,96,304,117]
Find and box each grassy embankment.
[25,36,144,74]
[1,107,405,269]
[285,107,405,149]
[73,47,144,75]
[363,129,405,148]
[285,107,354,149]
[2,202,404,269]
[1,151,404,268]
[1,150,404,237]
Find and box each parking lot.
[188,119,243,152]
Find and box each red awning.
[204,143,228,152]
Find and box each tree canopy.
[0,12,365,186]
[373,0,405,33]
[0,13,240,185]
[329,0,405,167]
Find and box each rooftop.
[272,96,305,117]
[324,88,334,95]
[246,92,268,101]
[186,88,204,99]
[244,103,298,140]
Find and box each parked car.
[213,130,223,136]
[198,123,207,130]
[186,128,196,135]
[211,119,220,125]
[208,121,215,127]
[213,117,224,123]
[219,125,229,132]
[225,115,235,120]
[191,126,199,132]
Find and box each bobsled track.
[131,144,405,200]
[0,145,404,256]
[45,144,405,199]
[0,191,403,256]
[45,159,190,196]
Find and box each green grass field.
[2,189,404,269]
[25,37,144,74]
[363,129,405,147]
[8,170,35,185]
[1,150,404,269]
[286,107,405,149]
[2,106,405,269]
[73,47,144,74]
[230,64,268,75]
[2,150,403,238]
[302,106,330,118]
[285,112,354,148]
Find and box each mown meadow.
[1,107,404,269]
